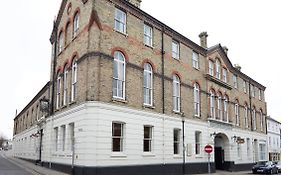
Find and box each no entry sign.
[204,144,213,154]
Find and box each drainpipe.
[249,81,253,131]
[50,20,58,116]
[161,27,166,171]
[182,114,185,175]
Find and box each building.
[13,0,268,174]
[267,116,281,161]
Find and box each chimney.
[199,32,208,48]
[223,46,228,55]
[127,0,142,8]
[234,64,242,71]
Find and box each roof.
[14,82,50,120]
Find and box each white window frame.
[243,80,247,93]
[210,90,215,118]
[144,24,153,47]
[71,60,78,102]
[258,89,262,100]
[195,131,201,155]
[113,51,126,99]
[235,101,239,126]
[192,52,199,69]
[223,96,229,122]
[193,83,200,117]
[215,59,221,79]
[143,125,153,152]
[173,75,180,112]
[143,63,153,106]
[237,143,242,159]
[173,129,180,155]
[233,75,238,89]
[61,125,66,151]
[245,105,249,128]
[217,93,223,120]
[58,32,64,53]
[172,41,180,60]
[260,110,263,131]
[112,122,124,152]
[73,12,80,37]
[114,8,126,34]
[63,66,68,106]
[69,123,74,151]
[252,108,257,130]
[246,138,251,158]
[222,68,227,83]
[209,60,214,76]
[56,75,61,109]
[54,127,58,151]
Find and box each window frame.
[235,101,239,126]
[192,51,199,69]
[172,75,181,112]
[143,63,153,106]
[113,51,126,99]
[114,8,127,34]
[215,59,221,79]
[144,24,153,47]
[233,75,238,89]
[73,12,80,37]
[222,68,227,83]
[195,131,201,155]
[173,129,180,155]
[172,41,180,60]
[209,90,215,118]
[56,75,61,109]
[143,125,153,152]
[58,32,64,53]
[63,65,68,106]
[112,122,125,152]
[208,60,214,76]
[193,83,200,117]
[71,60,78,102]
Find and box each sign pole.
[208,153,211,174]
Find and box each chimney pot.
[127,0,142,8]
[223,46,228,55]
[234,64,242,71]
[199,32,208,48]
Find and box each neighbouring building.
[267,116,281,161]
[13,0,268,174]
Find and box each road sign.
[204,144,213,154]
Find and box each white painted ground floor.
[13,102,268,175]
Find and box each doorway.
[214,133,230,170]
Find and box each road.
[0,151,33,175]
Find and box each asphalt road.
[0,151,33,175]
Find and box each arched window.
[113,51,126,99]
[209,90,215,118]
[193,83,200,117]
[252,108,256,130]
[260,109,263,131]
[56,74,61,109]
[215,59,221,79]
[65,22,71,45]
[244,104,249,128]
[235,100,239,126]
[63,65,68,106]
[173,75,180,112]
[73,12,80,37]
[71,59,78,102]
[58,31,64,53]
[143,63,153,106]
[223,95,229,122]
[217,92,223,120]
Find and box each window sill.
[173,110,182,115]
[173,155,183,159]
[193,67,200,71]
[195,155,203,158]
[173,57,180,61]
[113,29,128,37]
[112,97,128,104]
[144,44,154,49]
[142,152,155,157]
[143,104,155,109]
[194,114,201,118]
[69,101,76,106]
[61,105,67,109]
[111,152,127,158]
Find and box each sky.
[1,0,281,139]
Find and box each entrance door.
[38,129,43,162]
[215,147,224,170]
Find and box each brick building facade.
[13,0,268,174]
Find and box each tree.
[0,134,7,148]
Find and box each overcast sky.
[1,0,280,139]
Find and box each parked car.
[252,161,278,174]
[274,161,281,173]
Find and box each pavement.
[0,150,69,175]
[1,150,254,175]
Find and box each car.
[274,161,281,173]
[252,161,278,174]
